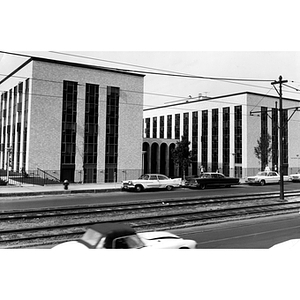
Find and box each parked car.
[270,239,300,249]
[52,223,197,249]
[246,171,280,186]
[121,174,182,192]
[289,172,300,182]
[185,172,240,190]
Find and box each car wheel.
[260,180,266,186]
[135,185,143,192]
[166,185,173,191]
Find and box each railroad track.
[1,191,300,249]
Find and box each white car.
[270,239,300,249]
[289,173,300,182]
[246,171,280,186]
[53,223,197,249]
[121,174,182,192]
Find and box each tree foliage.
[171,136,193,178]
[254,133,272,169]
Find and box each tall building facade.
[143,92,300,179]
[0,55,144,183]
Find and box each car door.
[147,175,160,188]
[269,172,279,183]
[157,174,171,188]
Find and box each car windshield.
[138,174,149,180]
[257,172,268,176]
[113,235,145,249]
[81,228,103,246]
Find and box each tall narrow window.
[212,108,218,172]
[283,109,288,175]
[183,112,189,138]
[167,115,172,139]
[153,117,157,138]
[22,79,29,171]
[160,116,164,138]
[272,107,278,171]
[192,111,198,175]
[84,83,99,183]
[61,80,78,182]
[234,105,242,164]
[175,114,180,139]
[223,107,230,176]
[105,86,119,182]
[145,118,150,138]
[201,110,208,171]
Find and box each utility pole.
[271,76,288,201]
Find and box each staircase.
[0,169,61,186]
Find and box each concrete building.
[143,92,300,179]
[0,55,144,183]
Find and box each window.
[153,117,157,138]
[160,116,164,138]
[175,114,180,139]
[105,86,120,182]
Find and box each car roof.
[90,223,136,235]
[89,223,136,249]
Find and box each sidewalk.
[0,182,122,197]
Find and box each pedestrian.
[216,168,219,173]
[200,165,204,176]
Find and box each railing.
[37,168,60,183]
[0,169,61,186]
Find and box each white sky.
[1,51,300,109]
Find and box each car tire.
[135,185,144,192]
[166,185,173,191]
[260,180,266,186]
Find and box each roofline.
[0,55,145,85]
[143,91,300,111]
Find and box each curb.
[0,188,122,197]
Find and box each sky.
[1,50,300,109]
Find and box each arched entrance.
[169,143,175,178]
[142,142,150,174]
[151,143,159,173]
[160,143,167,175]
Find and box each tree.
[254,133,272,170]
[171,136,193,178]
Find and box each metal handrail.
[37,168,60,182]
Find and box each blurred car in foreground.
[289,173,300,182]
[121,174,182,192]
[53,223,197,249]
[185,172,240,190]
[270,239,300,249]
[246,171,280,186]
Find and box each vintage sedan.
[52,223,197,249]
[121,174,182,192]
[185,172,240,189]
[246,171,280,186]
[270,239,300,249]
[289,172,300,182]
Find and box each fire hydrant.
[63,179,69,190]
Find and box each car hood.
[52,241,88,250]
[270,239,300,249]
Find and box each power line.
[1,50,275,83]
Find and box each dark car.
[185,172,240,189]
